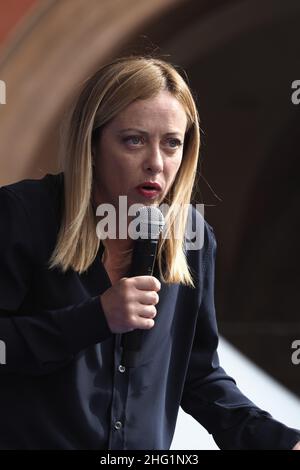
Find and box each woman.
[0,55,299,450]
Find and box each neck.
[102,237,134,262]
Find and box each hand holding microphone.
[100,206,165,367]
[100,275,161,334]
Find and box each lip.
[135,182,162,200]
[136,187,161,199]
[136,181,162,191]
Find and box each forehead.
[111,90,187,131]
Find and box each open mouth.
[136,185,161,199]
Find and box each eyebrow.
[118,128,183,137]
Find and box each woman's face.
[92,90,187,210]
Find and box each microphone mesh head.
[137,206,165,239]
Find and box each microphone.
[120,206,165,368]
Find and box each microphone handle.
[120,239,158,367]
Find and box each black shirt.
[0,172,299,450]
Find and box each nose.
[143,143,163,174]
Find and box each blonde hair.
[48,55,200,286]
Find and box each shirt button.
[114,421,122,430]
[118,365,126,373]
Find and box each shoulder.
[1,172,64,221]
[185,205,217,284]
[185,205,217,252]
[0,172,65,262]
[1,172,64,210]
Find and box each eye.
[166,138,183,149]
[123,135,144,145]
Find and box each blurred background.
[0,0,299,448]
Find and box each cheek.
[166,157,182,179]
[102,157,134,190]
[98,150,126,175]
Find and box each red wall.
[0,0,37,45]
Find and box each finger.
[133,275,161,292]
[137,290,159,306]
[137,305,157,319]
[134,317,155,330]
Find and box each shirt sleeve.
[181,222,300,450]
[0,187,113,376]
